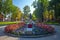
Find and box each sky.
[13,0,35,14]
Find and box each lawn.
[0,21,20,25]
[45,22,59,25]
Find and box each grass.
[45,21,59,25]
[0,21,20,26]
[0,21,59,26]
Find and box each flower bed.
[5,24,19,33]
[36,23,55,33]
[5,22,25,33]
[5,22,55,37]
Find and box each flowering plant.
[36,23,54,33]
[5,24,19,33]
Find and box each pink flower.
[5,24,19,33]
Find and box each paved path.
[0,25,18,40]
[0,25,60,40]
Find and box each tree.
[3,0,13,15]
[32,0,44,22]
[32,0,52,22]
[32,12,37,21]
[16,9,23,21]
[49,0,60,19]
[0,0,23,21]
[0,0,2,13]
[23,5,30,19]
[11,6,23,21]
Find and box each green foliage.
[3,0,12,14]
[11,6,22,21]
[32,13,37,21]
[49,0,60,18]
[0,0,22,21]
[0,0,3,13]
[32,0,49,22]
[32,0,60,22]
[23,5,30,14]
[23,5,30,19]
